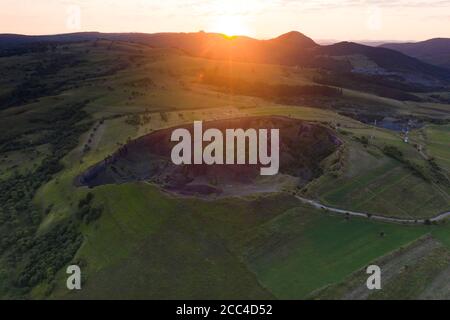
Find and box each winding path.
[295,195,450,224]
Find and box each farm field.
[424,125,450,171]
[311,235,450,299]
[43,186,445,299]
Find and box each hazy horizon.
[1,0,449,42]
[0,29,420,45]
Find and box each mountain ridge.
[381,38,450,69]
[1,31,449,85]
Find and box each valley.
[0,33,448,300]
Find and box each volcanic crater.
[78,116,341,197]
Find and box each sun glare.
[210,16,250,37]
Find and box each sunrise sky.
[1,0,450,42]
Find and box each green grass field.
[311,235,450,300]
[425,125,450,171]
[231,206,432,299]
[44,184,446,299]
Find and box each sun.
[210,16,250,37]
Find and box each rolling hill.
[0,35,448,300]
[1,31,449,86]
[381,38,450,69]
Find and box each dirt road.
[295,195,450,224]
